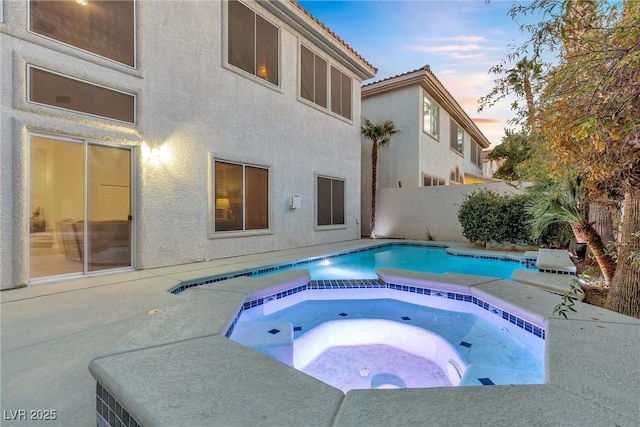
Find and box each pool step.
[231,321,294,366]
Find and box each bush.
[458,190,570,247]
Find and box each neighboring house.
[360,66,492,235]
[482,148,504,179]
[0,0,375,289]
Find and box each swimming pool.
[256,244,528,280]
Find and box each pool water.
[231,296,545,391]
[275,245,525,280]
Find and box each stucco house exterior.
[0,0,376,289]
[360,66,492,236]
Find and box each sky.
[298,0,547,147]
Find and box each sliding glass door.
[29,134,132,280]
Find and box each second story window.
[450,120,464,155]
[228,0,279,85]
[330,66,352,120]
[300,45,327,108]
[470,140,482,167]
[29,0,135,67]
[423,95,440,138]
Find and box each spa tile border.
[226,279,546,340]
[96,383,140,427]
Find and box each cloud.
[406,43,484,53]
[429,36,486,43]
[449,52,485,60]
[472,118,502,124]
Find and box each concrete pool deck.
[1,239,639,426]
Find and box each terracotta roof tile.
[362,65,432,88]
[289,0,376,73]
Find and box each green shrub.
[457,190,570,247]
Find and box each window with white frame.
[470,139,482,167]
[423,95,440,138]
[214,160,269,232]
[28,65,136,123]
[422,173,445,187]
[228,0,279,85]
[29,0,135,67]
[450,119,464,154]
[300,45,327,108]
[317,176,345,226]
[330,66,352,120]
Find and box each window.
[214,161,269,232]
[300,45,327,108]
[330,66,352,120]
[28,66,135,123]
[450,120,464,154]
[317,176,344,226]
[228,0,279,85]
[450,166,464,184]
[470,140,482,167]
[29,0,135,67]
[422,173,445,187]
[423,95,440,137]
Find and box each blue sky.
[299,0,547,146]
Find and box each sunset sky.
[299,0,549,146]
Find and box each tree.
[478,56,545,129]
[361,119,397,238]
[526,178,617,286]
[485,0,640,318]
[486,130,535,181]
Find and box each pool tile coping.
[229,278,546,339]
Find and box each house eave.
[261,1,377,81]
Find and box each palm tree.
[506,57,543,128]
[526,177,616,285]
[361,118,397,238]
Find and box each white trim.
[222,0,282,91]
[208,155,273,238]
[26,0,137,69]
[314,172,347,231]
[26,64,137,125]
[27,131,135,282]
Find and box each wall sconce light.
[289,194,301,209]
[76,0,89,6]
[142,142,170,166]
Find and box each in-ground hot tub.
[89,268,549,426]
[230,276,545,392]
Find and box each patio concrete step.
[536,249,576,275]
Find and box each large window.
[470,139,482,167]
[28,66,135,123]
[29,0,135,67]
[423,95,440,138]
[317,176,344,226]
[300,45,327,108]
[330,66,352,120]
[214,161,269,232]
[228,0,279,86]
[450,120,464,154]
[29,134,132,279]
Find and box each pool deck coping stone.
[3,239,638,426]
